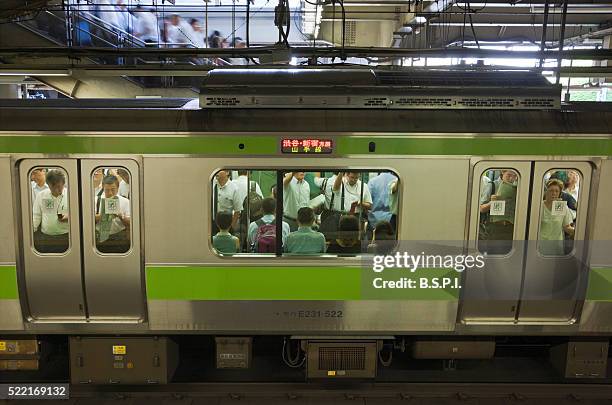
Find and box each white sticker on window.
[42,198,55,213]
[104,198,121,215]
[552,200,567,216]
[490,200,506,216]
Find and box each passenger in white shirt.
[93,168,104,198]
[314,173,337,210]
[235,170,263,210]
[188,18,206,48]
[283,172,310,231]
[135,6,160,44]
[213,170,242,231]
[96,0,122,32]
[332,172,373,214]
[95,175,131,253]
[30,168,49,208]
[165,14,191,47]
[117,168,130,199]
[32,170,69,253]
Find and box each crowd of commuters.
[479,168,580,256]
[72,1,249,64]
[212,171,399,255]
[31,167,132,254]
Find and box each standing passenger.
[539,179,575,255]
[248,197,290,252]
[95,175,131,253]
[235,170,263,210]
[332,172,372,214]
[30,168,49,207]
[565,170,580,201]
[367,172,397,232]
[32,170,69,253]
[117,168,130,199]
[388,179,399,235]
[285,207,326,254]
[135,5,160,45]
[213,171,242,233]
[283,172,310,231]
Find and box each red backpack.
[253,219,276,253]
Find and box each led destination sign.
[281,138,333,154]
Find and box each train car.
[0,69,611,382]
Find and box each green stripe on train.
[585,268,612,302]
[1,136,612,156]
[0,266,18,299]
[145,266,460,300]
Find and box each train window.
[92,167,132,254]
[538,169,581,256]
[211,170,275,255]
[30,167,70,254]
[210,169,399,257]
[477,169,519,255]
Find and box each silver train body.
[0,102,611,337]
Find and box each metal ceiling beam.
[0,46,610,59]
[2,64,612,77]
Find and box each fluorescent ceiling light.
[0,69,71,76]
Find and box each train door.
[19,160,84,320]
[19,159,144,321]
[517,162,592,323]
[461,161,532,322]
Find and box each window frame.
[29,166,72,256]
[536,168,583,258]
[475,167,521,257]
[91,166,134,256]
[209,168,401,259]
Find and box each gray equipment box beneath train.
[215,337,252,369]
[69,337,178,384]
[550,341,609,378]
[412,340,496,359]
[306,340,378,379]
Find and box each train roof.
[1,100,612,134]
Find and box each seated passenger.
[539,179,575,256]
[213,211,240,254]
[95,175,131,254]
[32,169,69,253]
[285,207,326,254]
[367,221,397,255]
[248,197,290,253]
[327,215,362,255]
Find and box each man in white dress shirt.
[95,175,131,253]
[30,168,49,208]
[135,5,160,44]
[332,172,373,214]
[213,170,243,234]
[283,172,310,231]
[32,170,69,253]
